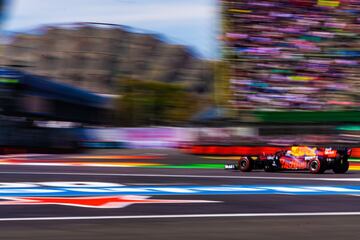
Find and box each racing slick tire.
[309,159,326,174]
[238,157,253,172]
[333,159,349,174]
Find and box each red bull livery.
[225,146,351,174]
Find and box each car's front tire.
[238,157,253,172]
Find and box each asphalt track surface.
[0,149,360,240]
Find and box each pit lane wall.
[185,145,360,158]
[84,126,360,157]
[84,127,256,149]
[84,127,197,149]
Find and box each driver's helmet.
[289,146,317,157]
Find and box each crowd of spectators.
[222,0,360,111]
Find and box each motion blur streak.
[2,0,360,239]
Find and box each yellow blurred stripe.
[289,76,315,81]
[318,0,340,7]
[349,166,360,171]
[229,9,252,13]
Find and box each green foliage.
[116,79,200,126]
[213,61,230,107]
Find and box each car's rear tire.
[309,159,326,174]
[238,157,253,172]
[333,159,349,174]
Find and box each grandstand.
[221,0,360,120]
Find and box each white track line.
[1,212,360,221]
[0,171,360,182]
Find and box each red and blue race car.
[225,146,351,174]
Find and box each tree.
[116,79,202,126]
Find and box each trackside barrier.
[351,148,360,158]
[186,145,360,158]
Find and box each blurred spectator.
[222,0,360,111]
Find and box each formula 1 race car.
[225,146,351,174]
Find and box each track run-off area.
[0,149,360,239]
